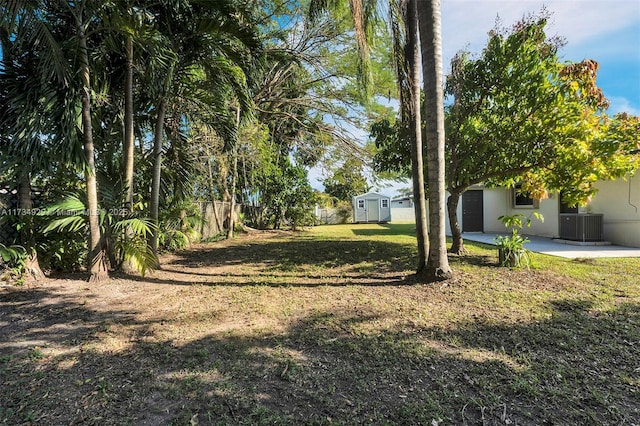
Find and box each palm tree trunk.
[206,156,223,234]
[417,0,452,281]
[447,191,465,254]
[77,13,108,283]
[119,35,139,274]
[227,106,241,239]
[150,98,167,263]
[16,166,44,280]
[405,0,429,277]
[123,35,135,210]
[227,148,238,239]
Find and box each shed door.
[462,190,483,232]
[366,199,380,222]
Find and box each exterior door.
[366,199,380,222]
[462,190,483,232]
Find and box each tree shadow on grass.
[165,238,417,274]
[350,223,417,237]
[121,234,505,288]
[0,287,137,355]
[2,284,638,425]
[0,286,164,424]
[119,272,409,288]
[144,300,640,425]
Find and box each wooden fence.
[198,201,242,239]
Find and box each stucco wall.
[443,176,640,247]
[479,188,558,237]
[482,188,508,233]
[390,207,416,223]
[586,175,640,247]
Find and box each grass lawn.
[1,223,639,425]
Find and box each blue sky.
[441,0,640,115]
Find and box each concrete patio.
[462,233,640,259]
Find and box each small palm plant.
[40,193,157,276]
[0,242,26,283]
[158,202,204,252]
[494,212,543,268]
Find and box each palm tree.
[141,0,258,259]
[1,1,101,280]
[417,0,453,281]
[3,0,133,281]
[123,32,135,210]
[0,19,45,280]
[62,1,108,282]
[310,0,432,279]
[105,2,151,212]
[149,96,168,261]
[395,0,429,276]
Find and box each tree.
[141,0,259,258]
[399,0,429,277]
[373,13,638,258]
[310,0,433,279]
[444,14,628,254]
[0,15,46,280]
[231,7,386,230]
[323,158,370,202]
[75,2,109,282]
[1,1,110,281]
[417,0,452,281]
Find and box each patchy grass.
[1,224,638,425]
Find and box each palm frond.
[40,195,88,234]
[114,238,157,277]
[0,242,25,263]
[112,217,155,237]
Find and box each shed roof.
[353,191,390,199]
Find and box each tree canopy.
[323,157,370,202]
[373,12,640,254]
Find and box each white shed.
[352,192,391,223]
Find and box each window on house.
[513,184,539,208]
[381,199,389,208]
[357,199,365,209]
[559,191,579,213]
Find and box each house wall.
[482,188,508,233]
[481,188,560,237]
[390,207,416,223]
[586,175,640,247]
[443,187,559,237]
[434,175,639,247]
[454,176,640,247]
[445,188,496,235]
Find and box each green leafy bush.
[494,212,543,268]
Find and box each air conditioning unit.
[559,214,603,242]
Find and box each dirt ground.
[1,228,639,425]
